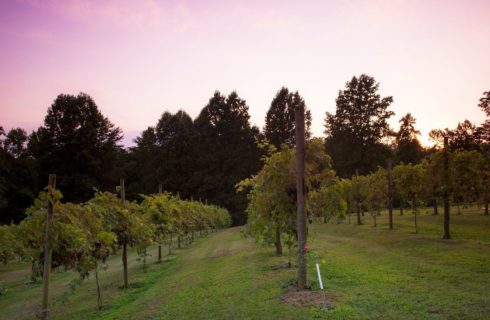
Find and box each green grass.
[0,206,489,319]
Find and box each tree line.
[1,76,489,225]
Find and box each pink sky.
[1,0,489,146]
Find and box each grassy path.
[93,228,309,320]
[1,207,489,319]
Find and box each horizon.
[1,0,489,147]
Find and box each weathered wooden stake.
[387,159,394,230]
[120,178,129,288]
[295,103,307,290]
[41,174,56,320]
[443,137,451,239]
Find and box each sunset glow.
[1,0,489,146]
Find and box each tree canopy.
[325,74,395,177]
[264,87,312,148]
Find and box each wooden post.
[120,178,129,288]
[443,137,451,239]
[387,159,394,230]
[41,174,56,320]
[356,169,361,225]
[158,183,162,195]
[295,103,307,290]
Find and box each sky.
[1,0,489,147]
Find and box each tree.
[450,150,483,214]
[29,93,123,203]
[395,113,424,164]
[194,91,262,225]
[264,87,312,148]
[429,120,480,151]
[0,127,37,223]
[393,163,425,233]
[237,139,335,264]
[325,74,395,177]
[477,91,490,143]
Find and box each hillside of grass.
[1,206,489,319]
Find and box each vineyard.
[0,206,489,319]
[0,180,231,318]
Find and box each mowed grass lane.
[0,206,489,319]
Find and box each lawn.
[0,206,489,319]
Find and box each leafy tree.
[194,91,262,225]
[429,120,481,151]
[480,146,490,215]
[0,127,37,223]
[395,113,424,164]
[393,163,425,233]
[154,110,196,198]
[477,91,490,143]
[238,139,335,265]
[450,150,483,214]
[325,74,395,177]
[29,93,123,203]
[0,225,16,264]
[362,169,388,227]
[264,87,312,148]
[309,180,347,223]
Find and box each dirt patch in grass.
[279,287,339,307]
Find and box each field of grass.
[0,206,489,319]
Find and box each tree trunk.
[274,225,282,255]
[158,244,162,262]
[295,103,307,290]
[120,178,129,288]
[30,259,38,283]
[412,195,419,234]
[95,266,102,310]
[400,206,404,216]
[373,214,377,227]
[357,202,361,225]
[178,235,181,249]
[443,137,451,239]
[122,241,128,288]
[433,200,438,215]
[41,174,56,320]
[387,159,393,230]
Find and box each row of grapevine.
[0,183,231,315]
[333,148,490,234]
[239,140,490,260]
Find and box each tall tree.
[477,91,490,143]
[154,110,196,198]
[29,93,123,203]
[395,113,424,164]
[194,91,262,225]
[264,87,312,148]
[429,120,480,151]
[0,127,37,223]
[325,74,395,177]
[128,110,196,199]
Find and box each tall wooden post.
[387,159,394,230]
[443,137,451,239]
[158,183,163,261]
[295,103,307,290]
[41,174,56,320]
[120,178,129,288]
[356,169,361,225]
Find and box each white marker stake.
[316,261,328,310]
[316,263,324,290]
